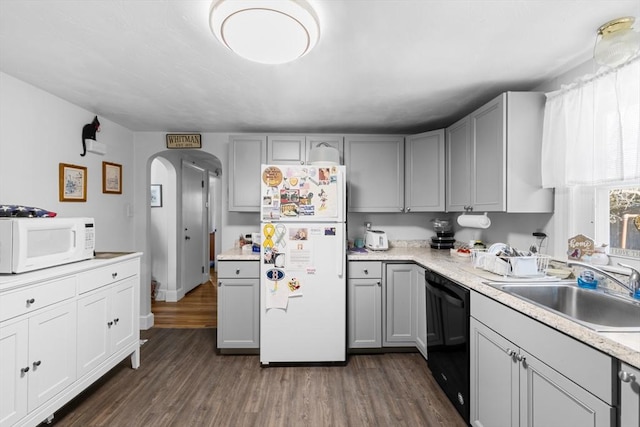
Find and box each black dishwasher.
[425,269,470,424]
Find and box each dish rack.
[471,249,551,277]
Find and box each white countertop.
[218,245,640,368]
[0,252,143,292]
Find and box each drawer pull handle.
[112,272,118,279]
[26,298,35,305]
[21,366,29,374]
[33,360,41,367]
[619,371,637,383]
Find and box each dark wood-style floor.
[44,270,466,426]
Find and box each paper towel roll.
[457,212,491,229]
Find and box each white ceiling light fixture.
[209,0,320,65]
[593,16,640,67]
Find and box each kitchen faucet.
[567,261,640,299]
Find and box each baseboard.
[140,312,154,330]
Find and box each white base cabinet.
[619,362,640,427]
[0,255,141,427]
[384,264,418,346]
[470,291,615,427]
[217,261,259,350]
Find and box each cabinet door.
[347,278,382,348]
[384,264,417,346]
[520,349,614,427]
[414,267,428,359]
[110,278,137,355]
[267,135,306,164]
[229,135,267,211]
[446,116,472,211]
[28,302,76,411]
[619,362,640,427]
[217,278,259,348]
[77,289,111,378]
[470,318,518,427]
[345,135,405,212]
[405,130,445,212]
[470,94,506,211]
[305,135,344,165]
[0,320,28,427]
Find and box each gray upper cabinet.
[267,135,306,164]
[446,92,553,213]
[229,135,267,212]
[267,135,344,165]
[405,130,445,212]
[345,135,405,212]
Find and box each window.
[596,185,640,259]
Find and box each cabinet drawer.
[0,276,76,321]
[348,262,382,279]
[218,261,259,278]
[77,259,139,294]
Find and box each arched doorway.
[148,150,222,303]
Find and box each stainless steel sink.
[499,284,640,332]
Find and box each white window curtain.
[541,56,640,188]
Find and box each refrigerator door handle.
[339,238,345,277]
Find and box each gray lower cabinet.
[619,362,640,427]
[471,291,615,427]
[348,262,382,349]
[217,261,259,349]
[384,264,418,347]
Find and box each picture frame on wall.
[102,161,122,194]
[150,184,162,207]
[59,163,87,202]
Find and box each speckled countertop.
[218,245,640,368]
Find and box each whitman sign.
[166,134,202,149]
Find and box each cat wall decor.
[81,116,101,156]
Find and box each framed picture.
[150,184,163,207]
[59,163,87,202]
[102,161,122,194]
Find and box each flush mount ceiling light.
[209,0,320,65]
[594,16,640,67]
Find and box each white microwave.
[0,217,95,274]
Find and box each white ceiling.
[1,0,639,134]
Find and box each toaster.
[365,230,389,251]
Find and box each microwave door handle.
[72,230,77,248]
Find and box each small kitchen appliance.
[430,218,455,249]
[0,217,95,273]
[365,229,389,251]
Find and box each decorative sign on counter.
[166,134,201,149]
[567,234,594,260]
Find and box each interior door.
[182,162,206,295]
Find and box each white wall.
[0,72,135,251]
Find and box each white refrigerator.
[259,164,346,364]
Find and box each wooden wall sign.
[166,134,201,149]
[567,234,594,260]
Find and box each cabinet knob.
[377,281,381,286]
[619,371,637,383]
[33,360,41,367]
[516,354,526,363]
[21,366,29,374]
[506,348,516,357]
[218,281,222,287]
[108,321,114,327]
[112,272,118,279]
[406,208,411,212]
[235,269,240,275]
[114,318,120,324]
[363,269,369,275]
[26,298,35,305]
